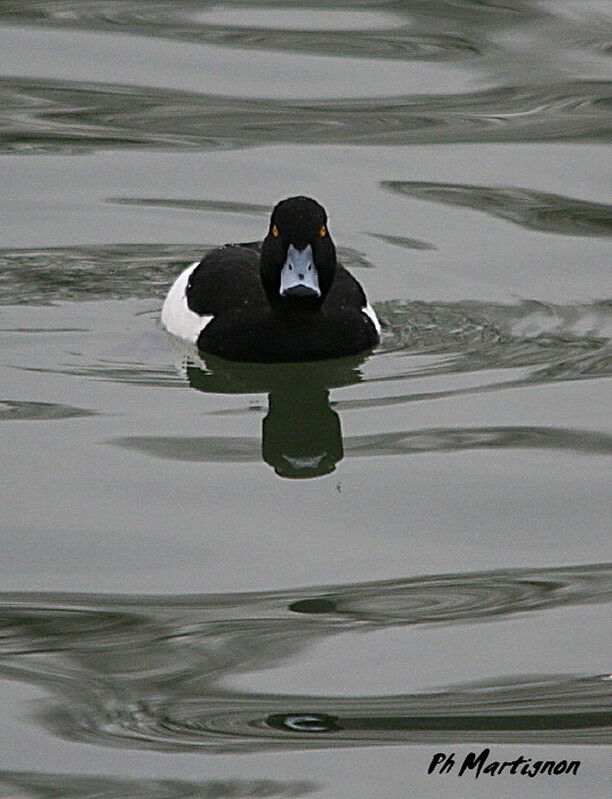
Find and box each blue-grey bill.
[280,244,321,297]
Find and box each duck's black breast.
[190,245,378,362]
[324,263,369,312]
[186,244,267,317]
[199,305,377,362]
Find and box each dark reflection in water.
[262,391,342,478]
[0,770,318,798]
[1,77,609,155]
[111,197,271,215]
[367,232,436,250]
[0,399,97,421]
[383,181,612,238]
[112,425,612,469]
[183,357,364,477]
[0,563,609,751]
[99,293,610,477]
[110,348,612,477]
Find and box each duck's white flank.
[161,261,213,343]
[362,302,381,335]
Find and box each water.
[0,1,611,796]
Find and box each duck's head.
[260,196,337,307]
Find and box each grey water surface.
[0,1,611,797]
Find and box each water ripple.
[0,399,97,421]
[0,563,609,750]
[5,274,608,394]
[0,241,374,306]
[2,564,608,651]
[376,299,612,378]
[0,244,212,304]
[110,425,612,464]
[1,77,609,155]
[0,2,487,63]
[366,232,436,250]
[382,181,612,237]
[0,770,318,798]
[110,197,271,216]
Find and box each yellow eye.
[272,225,280,237]
[319,225,327,237]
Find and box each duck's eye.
[272,225,280,238]
[319,225,327,237]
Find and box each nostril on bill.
[298,273,304,280]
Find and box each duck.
[161,196,381,362]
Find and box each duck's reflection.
[185,354,366,478]
[108,348,612,479]
[109,347,612,476]
[262,390,341,478]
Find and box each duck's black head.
[260,196,337,307]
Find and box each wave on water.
[0,399,98,421]
[0,770,318,798]
[1,0,610,775]
[111,425,612,464]
[382,181,612,238]
[0,242,375,306]
[1,237,609,398]
[1,0,609,156]
[110,197,271,216]
[0,244,212,304]
[0,0,515,63]
[375,298,612,379]
[367,233,436,250]
[1,77,609,155]
[0,563,609,751]
[4,271,610,393]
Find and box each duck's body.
[161,197,380,363]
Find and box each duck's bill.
[280,244,321,298]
